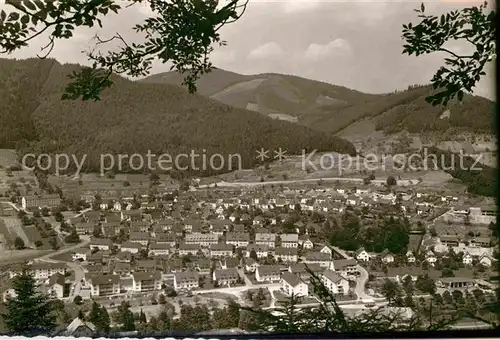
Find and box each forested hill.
[0,58,355,176]
[142,69,495,135]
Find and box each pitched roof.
[281,272,302,287]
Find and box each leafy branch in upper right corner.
[402,1,496,106]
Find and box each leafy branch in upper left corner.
[0,0,249,101]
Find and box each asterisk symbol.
[256,148,270,161]
[274,148,287,161]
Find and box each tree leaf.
[22,0,36,11]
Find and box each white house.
[48,273,66,299]
[72,248,91,261]
[88,274,120,296]
[462,252,473,265]
[148,243,171,257]
[132,272,162,292]
[320,245,333,256]
[173,271,199,290]
[321,270,349,295]
[281,272,308,297]
[301,238,314,249]
[479,254,494,267]
[425,250,437,265]
[406,250,416,263]
[355,248,372,262]
[255,265,281,283]
[280,233,299,248]
[380,250,395,264]
[89,238,113,251]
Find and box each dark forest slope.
[0,58,355,176]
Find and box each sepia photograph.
[0,0,497,337]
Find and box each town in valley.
[0,151,497,334]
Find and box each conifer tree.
[1,268,56,335]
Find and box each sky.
[1,0,496,99]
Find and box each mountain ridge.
[0,58,356,177]
[140,68,494,136]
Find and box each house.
[255,233,276,248]
[437,277,476,290]
[255,265,281,283]
[121,209,142,221]
[280,233,299,248]
[173,271,199,290]
[406,250,416,263]
[462,252,473,265]
[219,257,239,270]
[156,232,177,247]
[61,318,96,337]
[131,220,150,232]
[75,222,95,235]
[479,254,494,267]
[21,194,61,210]
[178,243,200,256]
[244,258,260,273]
[299,235,314,249]
[253,215,266,225]
[321,270,349,295]
[89,238,113,251]
[320,245,333,256]
[332,259,358,278]
[355,247,372,262]
[225,232,250,248]
[113,262,131,276]
[303,252,332,268]
[72,248,91,261]
[132,271,162,292]
[48,273,66,299]
[245,244,270,258]
[210,243,234,257]
[425,250,437,265]
[129,232,150,246]
[470,237,491,248]
[274,247,298,263]
[213,268,240,286]
[439,235,460,247]
[120,241,143,254]
[29,262,66,280]
[148,243,171,257]
[185,233,219,247]
[88,274,120,296]
[380,250,395,264]
[281,272,308,297]
[288,263,324,282]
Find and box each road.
[199,177,419,189]
[38,236,90,301]
[39,235,90,260]
[237,268,254,287]
[354,265,372,300]
[328,245,373,301]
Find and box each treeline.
[302,85,437,133]
[426,147,496,197]
[322,212,410,253]
[0,58,57,147]
[375,89,494,134]
[0,58,355,177]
